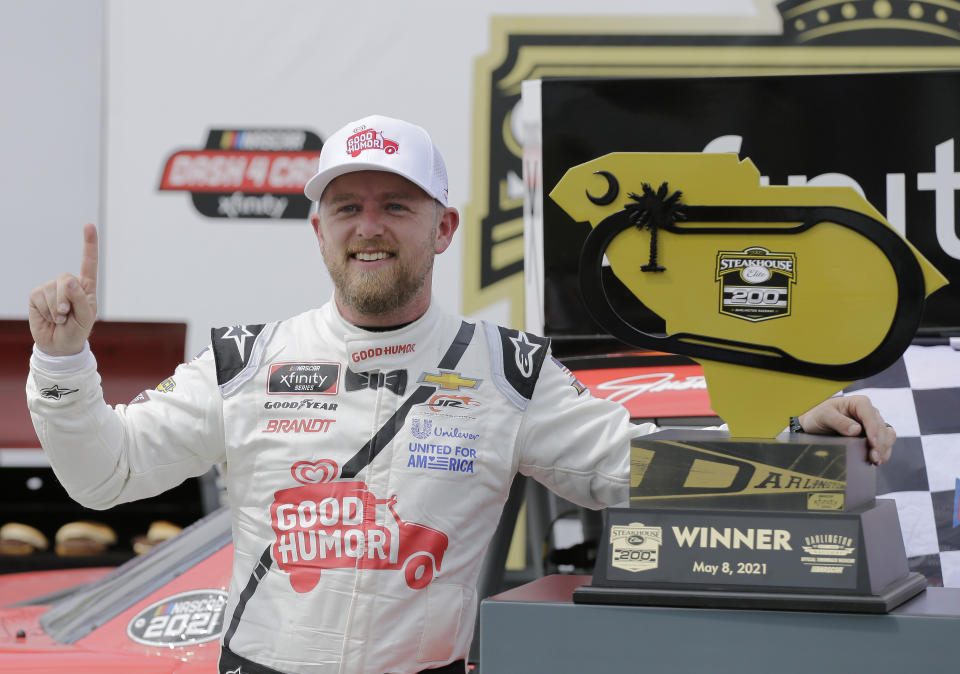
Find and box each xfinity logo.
[268,362,340,395]
[281,372,327,387]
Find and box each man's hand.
[798,395,896,465]
[28,224,99,356]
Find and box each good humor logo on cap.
[346,125,399,158]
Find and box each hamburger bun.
[55,521,117,557]
[132,520,183,555]
[0,522,49,555]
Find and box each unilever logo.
[411,418,433,440]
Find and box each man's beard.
[324,243,434,317]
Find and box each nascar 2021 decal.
[127,590,228,647]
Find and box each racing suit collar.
[329,298,441,372]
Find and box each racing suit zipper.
[339,379,386,673]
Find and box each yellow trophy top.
[550,153,947,438]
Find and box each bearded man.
[27,114,896,674]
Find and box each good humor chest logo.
[406,417,479,475]
[716,246,797,321]
[271,459,448,593]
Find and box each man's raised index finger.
[79,223,99,288]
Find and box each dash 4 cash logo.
[716,246,797,322]
[159,129,322,219]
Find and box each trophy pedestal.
[575,429,925,613]
[573,574,928,613]
[574,502,926,613]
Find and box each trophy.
[549,152,947,612]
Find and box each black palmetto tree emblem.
[624,182,685,272]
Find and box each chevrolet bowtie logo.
[418,370,481,391]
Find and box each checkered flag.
[846,343,960,587]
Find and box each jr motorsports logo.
[716,247,796,322]
[610,522,662,572]
[159,128,322,219]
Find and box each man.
[27,114,895,674]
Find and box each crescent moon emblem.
[586,171,619,205]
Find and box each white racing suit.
[27,300,651,674]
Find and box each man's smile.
[352,251,395,262]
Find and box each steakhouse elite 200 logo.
[159,128,322,219]
[609,522,662,573]
[716,246,797,322]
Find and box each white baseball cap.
[304,114,449,206]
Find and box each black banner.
[540,71,960,339]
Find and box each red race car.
[0,508,231,673]
[0,355,710,672]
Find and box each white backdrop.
[97,0,758,356]
[0,0,103,319]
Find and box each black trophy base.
[573,571,927,614]
[589,501,921,613]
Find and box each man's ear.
[434,207,460,254]
[310,211,324,250]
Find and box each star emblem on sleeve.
[40,384,79,400]
[509,332,541,378]
[220,325,256,358]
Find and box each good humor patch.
[405,417,480,476]
[716,246,796,322]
